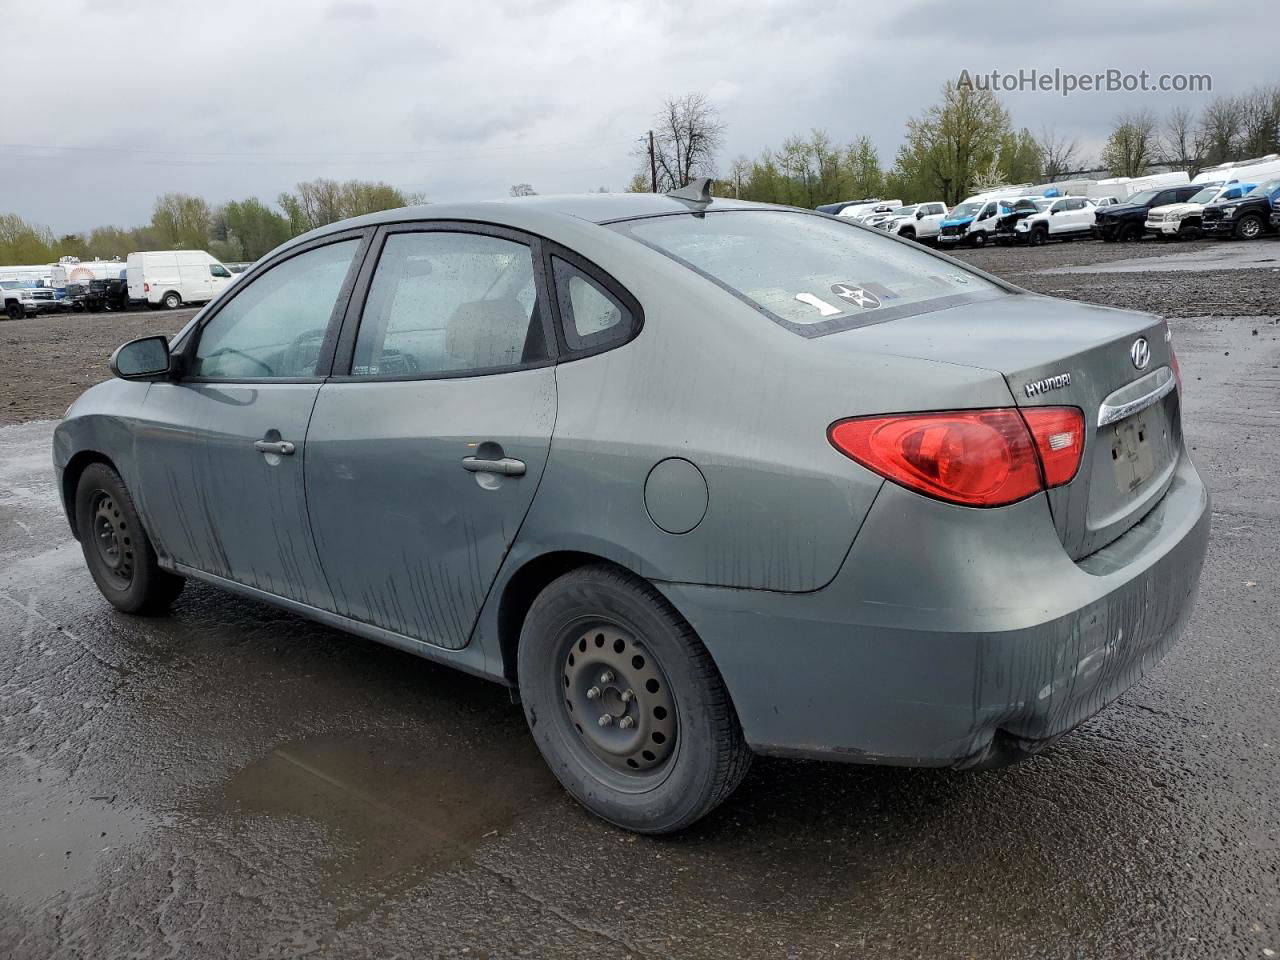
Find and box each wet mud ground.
[1,235,1279,958]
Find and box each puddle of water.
[1040,245,1280,275]
[219,731,558,921]
[0,754,162,911]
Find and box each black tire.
[1234,214,1263,240]
[899,227,916,241]
[969,231,987,247]
[1178,222,1202,241]
[5,302,22,321]
[517,564,751,834]
[75,463,184,614]
[161,291,182,310]
[1121,222,1143,242]
[1030,226,1048,246]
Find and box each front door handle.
[461,456,525,477]
[254,439,296,456]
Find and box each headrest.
[445,298,530,369]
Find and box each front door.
[303,226,557,650]
[134,235,366,608]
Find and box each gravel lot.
[1,235,1278,959]
[0,307,196,424]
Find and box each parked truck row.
[822,154,1280,250]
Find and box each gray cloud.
[3,0,1273,234]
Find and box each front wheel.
[517,565,751,834]
[5,302,22,321]
[75,463,184,614]
[969,231,987,247]
[1030,227,1048,246]
[1234,214,1263,240]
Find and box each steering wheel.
[202,346,272,377]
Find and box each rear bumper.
[658,450,1210,768]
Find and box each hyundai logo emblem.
[1130,337,1150,370]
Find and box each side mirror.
[110,335,171,380]
[916,210,926,219]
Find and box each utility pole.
[648,130,658,193]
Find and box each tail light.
[1170,346,1182,393]
[829,407,1085,508]
[143,282,150,293]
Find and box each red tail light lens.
[1170,346,1182,393]
[1022,407,1085,487]
[829,407,1084,507]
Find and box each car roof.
[276,192,785,256]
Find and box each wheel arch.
[61,450,117,540]
[496,550,623,684]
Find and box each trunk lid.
[828,293,1181,559]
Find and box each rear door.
[303,223,558,650]
[134,232,368,606]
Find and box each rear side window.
[351,231,546,377]
[552,258,633,351]
[613,211,1002,337]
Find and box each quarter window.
[190,239,359,380]
[352,231,545,377]
[552,258,633,351]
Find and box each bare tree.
[1160,105,1205,177]
[639,93,726,192]
[1198,95,1244,167]
[1037,126,1081,180]
[1100,110,1159,178]
[728,154,751,198]
[509,183,537,197]
[1239,85,1280,158]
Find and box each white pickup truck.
[875,202,949,242]
[1012,196,1098,245]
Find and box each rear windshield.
[611,210,1004,337]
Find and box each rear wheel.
[1234,214,1263,240]
[75,463,184,614]
[161,291,182,309]
[517,564,751,834]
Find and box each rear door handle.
[461,456,525,477]
[254,439,296,455]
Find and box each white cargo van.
[126,250,236,309]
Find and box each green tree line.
[0,178,425,267]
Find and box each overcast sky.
[4,0,1274,233]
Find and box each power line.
[0,135,634,167]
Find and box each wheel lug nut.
[600,671,614,684]
[621,689,634,704]
[586,686,600,700]
[598,714,613,727]
[619,716,635,729]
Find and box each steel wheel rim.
[557,618,678,790]
[90,491,134,588]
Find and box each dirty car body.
[54,191,1211,830]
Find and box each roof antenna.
[666,177,714,207]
